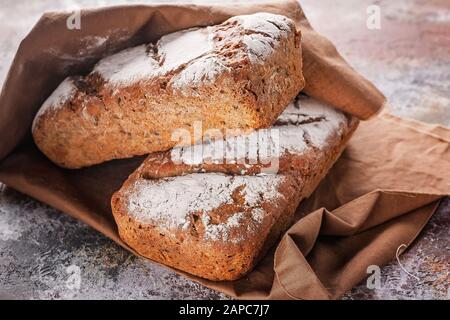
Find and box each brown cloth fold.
[0,1,448,299]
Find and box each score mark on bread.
[32,13,305,168]
[111,96,358,281]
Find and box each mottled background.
[0,0,449,299]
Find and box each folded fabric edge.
[381,111,450,142]
[272,192,443,300]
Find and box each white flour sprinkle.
[93,27,213,86]
[93,45,159,86]
[251,208,265,223]
[127,173,283,240]
[89,13,293,86]
[32,77,77,130]
[280,97,347,149]
[158,27,213,73]
[170,55,230,89]
[234,12,292,37]
[34,13,296,121]
[172,98,347,165]
[231,12,293,63]
[201,212,245,243]
[243,33,276,64]
[125,98,348,244]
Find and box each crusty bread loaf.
[32,12,305,169]
[111,95,359,281]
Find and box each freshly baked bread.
[111,95,359,281]
[32,12,305,169]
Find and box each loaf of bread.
[111,95,358,281]
[32,12,305,169]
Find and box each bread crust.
[32,13,305,168]
[111,96,358,281]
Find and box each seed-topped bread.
[32,13,305,168]
[111,95,358,281]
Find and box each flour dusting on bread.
[232,13,294,63]
[235,12,292,37]
[158,28,214,72]
[279,96,348,149]
[170,55,230,89]
[92,13,294,88]
[201,211,245,243]
[126,172,283,242]
[172,96,348,166]
[92,28,214,86]
[32,77,77,130]
[32,12,304,169]
[121,97,351,245]
[93,45,159,86]
[111,95,358,280]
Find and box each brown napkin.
[0,0,448,299]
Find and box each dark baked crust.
[112,174,301,281]
[32,13,304,168]
[111,97,359,281]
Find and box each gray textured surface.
[0,0,449,299]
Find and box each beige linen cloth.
[0,0,448,299]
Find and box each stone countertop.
[0,0,449,300]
